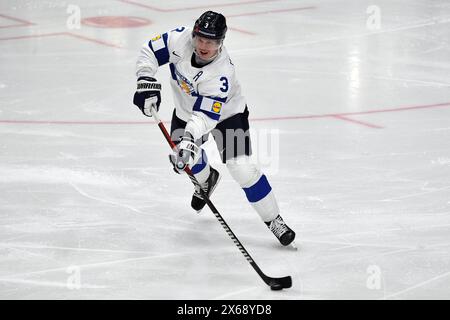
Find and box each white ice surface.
[1,0,450,299]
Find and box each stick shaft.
[149,108,278,285]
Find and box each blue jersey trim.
[169,63,177,81]
[243,175,272,203]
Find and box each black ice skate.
[265,215,296,246]
[191,167,221,212]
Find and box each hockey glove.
[169,132,199,174]
[133,76,161,117]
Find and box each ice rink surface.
[1,0,450,299]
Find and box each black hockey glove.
[169,132,199,174]
[133,76,161,117]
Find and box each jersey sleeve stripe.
[148,33,169,66]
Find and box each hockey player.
[133,11,295,246]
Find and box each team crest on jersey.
[174,68,196,96]
[180,81,193,95]
[211,101,222,113]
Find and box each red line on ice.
[0,32,121,48]
[116,0,295,35]
[0,32,64,41]
[0,13,34,29]
[64,32,122,48]
[228,26,257,36]
[331,115,384,129]
[226,6,316,18]
[250,102,450,122]
[1,102,449,127]
[117,0,279,12]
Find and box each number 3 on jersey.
[220,76,228,92]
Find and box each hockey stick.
[150,107,292,290]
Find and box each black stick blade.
[268,276,292,289]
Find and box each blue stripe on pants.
[191,149,208,174]
[243,175,272,203]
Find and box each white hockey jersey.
[136,27,247,139]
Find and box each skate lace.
[270,218,288,238]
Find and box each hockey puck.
[270,283,283,291]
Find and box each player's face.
[193,36,221,60]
